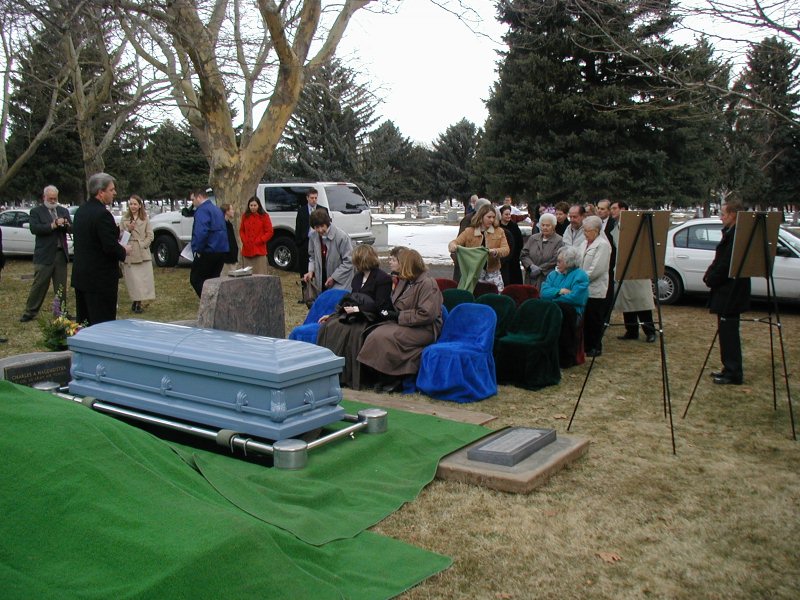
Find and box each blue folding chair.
[288,288,348,344]
[416,303,497,403]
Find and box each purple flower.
[51,295,62,317]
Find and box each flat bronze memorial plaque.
[467,427,556,466]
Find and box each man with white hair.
[20,185,72,322]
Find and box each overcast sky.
[336,1,789,148]
[337,1,507,146]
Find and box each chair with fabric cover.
[416,303,497,403]
[288,288,349,344]
[435,278,458,292]
[501,284,540,307]
[473,281,499,298]
[476,293,517,344]
[442,288,474,312]
[495,298,563,389]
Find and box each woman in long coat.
[317,245,393,389]
[520,212,564,289]
[580,215,611,356]
[610,203,656,342]
[499,204,524,286]
[358,249,443,393]
[303,208,354,301]
[121,195,155,314]
[239,196,273,275]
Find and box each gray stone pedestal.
[198,275,285,338]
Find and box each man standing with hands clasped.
[703,200,750,385]
[20,185,72,323]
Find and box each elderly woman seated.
[540,246,589,366]
[357,249,443,393]
[316,244,393,389]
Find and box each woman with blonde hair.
[448,203,510,291]
[121,195,155,313]
[357,249,443,393]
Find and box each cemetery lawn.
[1,257,798,599]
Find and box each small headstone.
[198,275,285,338]
[404,208,413,220]
[467,427,556,466]
[446,209,460,223]
[417,205,429,219]
[0,351,72,387]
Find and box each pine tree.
[428,118,481,204]
[477,0,724,207]
[279,59,379,181]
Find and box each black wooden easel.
[568,211,676,454]
[683,212,796,440]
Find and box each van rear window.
[324,185,368,213]
[263,187,308,212]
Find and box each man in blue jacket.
[189,188,229,297]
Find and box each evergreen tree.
[428,118,481,204]
[361,120,429,209]
[477,0,723,207]
[280,59,379,181]
[728,37,800,209]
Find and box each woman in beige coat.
[121,195,155,313]
[448,204,510,291]
[357,249,443,393]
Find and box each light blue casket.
[68,320,346,440]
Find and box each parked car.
[148,182,375,270]
[657,218,800,304]
[0,208,75,256]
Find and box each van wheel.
[268,237,297,271]
[153,235,179,267]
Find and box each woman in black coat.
[316,244,392,388]
[499,204,524,286]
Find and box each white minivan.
[149,182,374,270]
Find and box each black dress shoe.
[19,315,33,322]
[585,348,602,357]
[713,375,742,385]
[617,334,638,341]
[0,337,7,343]
[645,333,656,343]
[710,371,725,378]
[381,379,403,393]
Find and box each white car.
[0,208,75,256]
[657,217,800,304]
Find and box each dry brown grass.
[1,257,798,599]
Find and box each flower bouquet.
[39,293,84,351]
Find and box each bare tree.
[112,0,371,208]
[0,5,71,193]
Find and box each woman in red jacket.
[239,196,273,275]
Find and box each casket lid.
[69,320,343,383]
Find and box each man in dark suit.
[71,173,129,326]
[703,200,750,385]
[295,188,320,275]
[20,185,72,322]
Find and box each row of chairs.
[439,281,541,313]
[416,297,562,403]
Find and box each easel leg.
[683,330,718,418]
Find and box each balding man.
[562,204,586,247]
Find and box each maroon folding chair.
[501,284,540,307]
[435,278,458,292]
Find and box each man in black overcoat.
[703,200,750,385]
[71,173,129,326]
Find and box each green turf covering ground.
[0,381,488,599]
